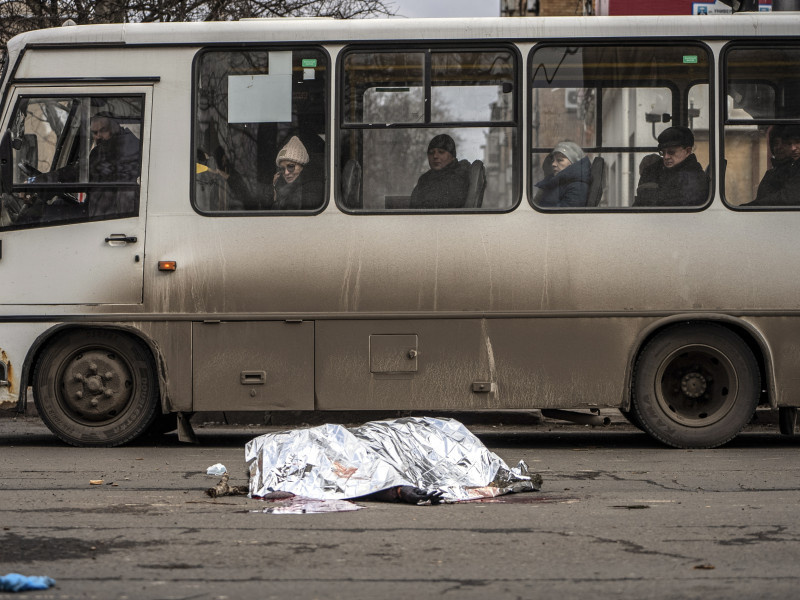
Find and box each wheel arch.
[17,323,170,415]
[623,314,772,411]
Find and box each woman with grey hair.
[534,140,592,208]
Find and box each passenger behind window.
[197,148,233,211]
[638,153,662,177]
[269,136,324,210]
[409,134,470,209]
[747,125,800,207]
[533,141,591,208]
[28,113,140,218]
[634,126,707,207]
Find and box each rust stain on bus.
[1,349,14,394]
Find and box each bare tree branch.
[0,0,396,53]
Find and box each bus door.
[0,87,151,305]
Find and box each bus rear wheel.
[33,329,159,447]
[632,323,760,449]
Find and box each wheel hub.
[655,344,738,428]
[61,351,131,422]
[680,371,708,398]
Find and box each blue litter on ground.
[0,573,56,592]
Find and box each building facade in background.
[500,0,783,16]
[596,0,771,14]
[500,0,593,16]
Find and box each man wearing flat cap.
[748,125,800,207]
[634,126,707,207]
[410,134,471,209]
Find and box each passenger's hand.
[19,191,38,205]
[397,486,444,505]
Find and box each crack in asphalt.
[539,529,698,561]
[716,525,800,546]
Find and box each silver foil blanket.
[245,416,540,501]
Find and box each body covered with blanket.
[245,417,541,502]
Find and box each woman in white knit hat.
[271,136,324,210]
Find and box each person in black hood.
[634,126,707,207]
[534,141,592,208]
[410,134,470,209]
[748,125,800,207]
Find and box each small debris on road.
[205,473,248,498]
[0,573,56,592]
[206,463,227,476]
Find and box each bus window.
[723,45,800,208]
[529,44,711,209]
[192,48,328,213]
[0,95,143,230]
[339,47,518,211]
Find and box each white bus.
[1,14,799,448]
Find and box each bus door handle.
[105,234,138,246]
[240,371,266,385]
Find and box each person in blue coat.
[534,141,592,208]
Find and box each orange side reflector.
[158,261,177,272]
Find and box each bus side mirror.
[0,130,12,194]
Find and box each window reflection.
[193,48,328,213]
[530,44,711,209]
[724,46,800,208]
[340,48,517,211]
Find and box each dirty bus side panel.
[192,321,314,411]
[314,318,633,411]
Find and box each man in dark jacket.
[634,126,707,207]
[534,140,592,208]
[27,113,141,219]
[410,134,470,209]
[85,114,141,217]
[747,125,800,207]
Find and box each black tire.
[619,407,645,431]
[33,329,159,447]
[779,407,797,436]
[632,323,760,449]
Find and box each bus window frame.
[527,40,714,213]
[721,40,800,211]
[0,91,146,232]
[189,43,331,218]
[335,41,522,215]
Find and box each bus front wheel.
[33,329,159,447]
[632,324,760,449]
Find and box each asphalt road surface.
[1,412,799,600]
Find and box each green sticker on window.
[301,59,318,68]
[683,55,698,64]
